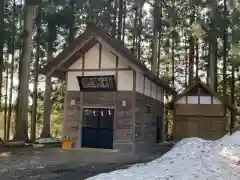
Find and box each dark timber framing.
[98,42,102,69]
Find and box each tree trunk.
[0,0,5,110]
[157,0,163,76]
[40,51,53,138]
[117,0,123,40]
[7,51,15,140]
[31,5,41,141]
[151,0,159,75]
[206,44,210,84]
[40,0,57,138]
[171,39,175,88]
[209,0,218,91]
[222,0,228,95]
[136,1,145,59]
[4,55,9,140]
[209,38,217,91]
[13,0,24,140]
[67,0,75,43]
[136,7,142,59]
[195,39,199,78]
[15,0,36,141]
[184,35,188,87]
[188,8,195,84]
[111,0,117,37]
[230,66,235,134]
[132,7,138,49]
[122,0,126,42]
[7,0,16,141]
[86,0,94,24]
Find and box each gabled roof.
[41,23,177,95]
[167,78,236,112]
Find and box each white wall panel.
[187,96,198,104]
[151,83,157,99]
[136,72,144,93]
[176,96,186,104]
[101,47,116,68]
[69,57,83,69]
[84,43,99,69]
[213,97,221,104]
[144,78,151,97]
[161,88,164,102]
[156,86,162,101]
[118,58,129,68]
[97,37,136,69]
[118,70,133,91]
[67,72,82,91]
[199,96,211,104]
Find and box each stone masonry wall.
[114,91,134,152]
[65,91,134,152]
[65,91,164,153]
[134,92,164,153]
[64,91,81,147]
[83,91,134,152]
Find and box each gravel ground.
[0,147,168,180]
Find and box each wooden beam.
[99,42,102,69]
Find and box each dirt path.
[0,147,169,180]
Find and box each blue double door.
[81,108,114,149]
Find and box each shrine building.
[41,23,176,153]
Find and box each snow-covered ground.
[87,132,240,180]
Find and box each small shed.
[167,79,236,140]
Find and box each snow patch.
[87,132,240,180]
[36,138,60,144]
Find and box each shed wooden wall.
[173,94,228,140]
[174,104,226,116]
[174,116,227,140]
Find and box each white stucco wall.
[96,37,133,69]
[67,71,82,91]
[69,57,83,69]
[67,40,129,70]
[101,47,116,69]
[175,96,222,104]
[156,86,163,102]
[118,71,134,91]
[136,72,144,94]
[136,71,164,102]
[84,43,100,69]
[144,78,151,97]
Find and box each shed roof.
[41,23,176,95]
[166,78,236,112]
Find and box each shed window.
[200,96,211,104]
[144,105,151,115]
[187,96,198,104]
